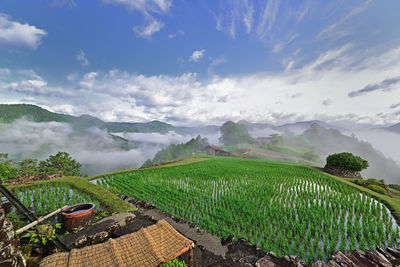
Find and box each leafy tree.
[219,121,255,146]
[142,135,208,167]
[38,152,82,176]
[17,158,39,177]
[302,150,321,162]
[325,152,369,172]
[0,153,18,183]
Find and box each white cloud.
[0,69,75,97]
[133,19,164,39]
[0,13,47,49]
[213,0,254,39]
[76,49,89,66]
[189,49,206,62]
[102,0,172,14]
[4,44,400,127]
[257,0,280,39]
[103,0,172,39]
[168,30,184,39]
[316,0,372,40]
[272,33,298,53]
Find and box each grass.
[97,156,400,263]
[8,176,135,213]
[87,155,212,181]
[311,167,400,224]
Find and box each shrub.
[366,178,385,186]
[389,184,400,191]
[161,259,188,267]
[354,179,366,186]
[366,184,386,195]
[325,152,369,172]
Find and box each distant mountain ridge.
[0,104,178,134]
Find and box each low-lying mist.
[0,119,193,176]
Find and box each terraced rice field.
[9,183,100,218]
[96,157,400,263]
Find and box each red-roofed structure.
[206,145,231,157]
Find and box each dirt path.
[143,209,228,257]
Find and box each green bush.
[161,259,188,267]
[354,179,366,186]
[325,152,369,172]
[367,184,386,195]
[389,184,400,191]
[0,163,18,183]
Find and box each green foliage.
[0,153,18,183]
[161,258,188,267]
[98,157,400,263]
[38,151,82,176]
[141,135,208,167]
[367,184,386,195]
[389,184,400,191]
[302,150,321,162]
[17,158,39,177]
[219,121,255,146]
[325,152,369,171]
[10,176,135,214]
[22,223,61,247]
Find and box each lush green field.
[8,176,134,215]
[97,157,400,263]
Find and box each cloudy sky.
[1,0,400,126]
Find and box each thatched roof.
[40,219,194,267]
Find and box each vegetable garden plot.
[9,183,100,222]
[97,158,400,264]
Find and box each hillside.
[301,123,400,184]
[0,104,177,134]
[95,156,400,264]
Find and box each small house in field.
[206,145,231,157]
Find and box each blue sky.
[1,0,400,126]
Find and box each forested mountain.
[301,123,400,183]
[0,104,177,133]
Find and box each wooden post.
[16,205,69,235]
[189,246,193,267]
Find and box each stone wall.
[323,166,362,179]
[0,199,25,267]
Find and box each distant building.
[256,136,274,144]
[206,145,231,157]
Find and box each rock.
[347,249,378,267]
[88,231,109,245]
[125,215,135,225]
[386,247,400,258]
[376,247,396,262]
[283,255,291,263]
[365,251,391,267]
[267,251,278,258]
[221,235,235,246]
[327,260,340,267]
[196,228,205,234]
[105,222,121,233]
[311,260,329,267]
[239,255,259,264]
[331,251,357,267]
[189,223,196,228]
[255,256,276,267]
[73,236,88,248]
[1,203,12,215]
[0,199,25,267]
